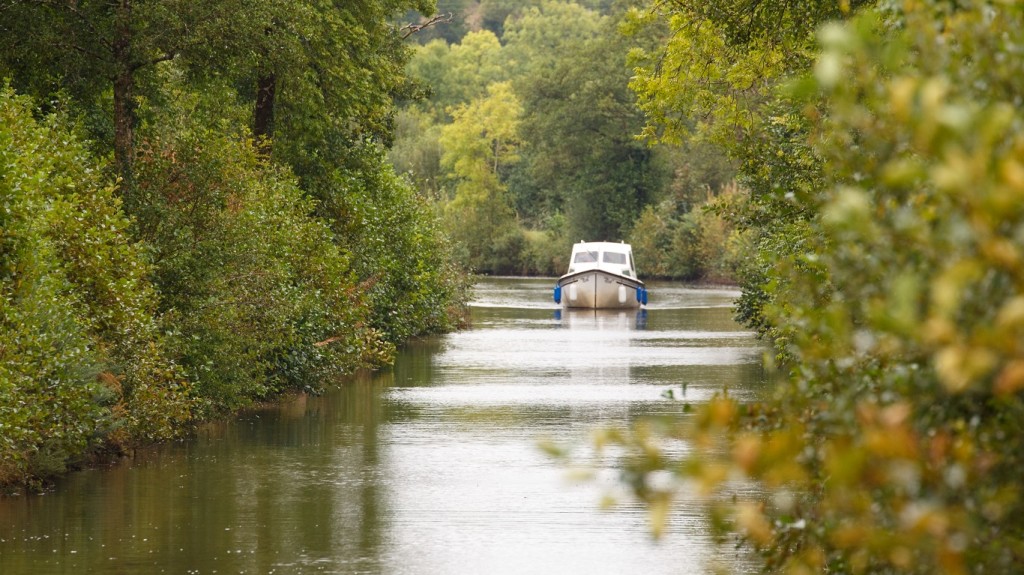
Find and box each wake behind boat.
[553,241,648,309]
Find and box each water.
[0,277,765,574]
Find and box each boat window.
[603,251,627,264]
[574,250,598,263]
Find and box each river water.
[0,277,765,575]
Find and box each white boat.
[553,241,648,309]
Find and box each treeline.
[393,0,743,279]
[585,0,1024,572]
[0,1,468,489]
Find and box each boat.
[553,241,648,309]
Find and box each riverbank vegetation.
[0,1,468,490]
[9,2,1015,570]
[582,0,1024,572]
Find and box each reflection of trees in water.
[0,379,399,573]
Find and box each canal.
[0,277,765,574]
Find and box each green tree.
[0,0,469,491]
[132,85,386,412]
[0,2,261,171]
[499,1,603,230]
[628,182,746,282]
[0,0,251,179]
[514,4,660,242]
[405,39,459,120]
[397,29,508,199]
[397,1,716,275]
[389,106,447,198]
[501,0,602,78]
[156,0,469,349]
[430,30,508,118]
[0,0,438,187]
[317,143,471,343]
[205,1,471,345]
[440,81,523,272]
[627,0,868,336]
[241,0,435,156]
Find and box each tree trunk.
[112,0,135,183]
[254,73,276,157]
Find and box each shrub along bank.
[0,86,468,490]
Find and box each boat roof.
[570,241,633,253]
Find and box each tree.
[239,0,436,156]
[0,0,470,491]
[404,31,510,124]
[626,0,871,338]
[389,106,447,198]
[396,29,509,199]
[0,0,438,173]
[501,0,603,78]
[513,4,661,241]
[165,0,470,347]
[395,1,700,273]
[440,81,523,272]
[130,82,389,412]
[316,143,472,344]
[595,1,1024,572]
[0,0,234,179]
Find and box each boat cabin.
[565,241,637,278]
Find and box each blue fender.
[553,284,562,304]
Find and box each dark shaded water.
[0,278,764,574]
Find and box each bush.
[602,3,1024,573]
[0,86,191,485]
[132,100,385,413]
[522,220,569,277]
[309,143,471,344]
[628,183,746,282]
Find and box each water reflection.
[0,277,764,575]
[553,308,648,330]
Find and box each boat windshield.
[574,250,599,263]
[603,251,627,265]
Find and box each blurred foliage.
[587,1,1024,573]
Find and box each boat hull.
[556,270,644,309]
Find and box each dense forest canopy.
[393,0,743,278]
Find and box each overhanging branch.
[400,12,452,40]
